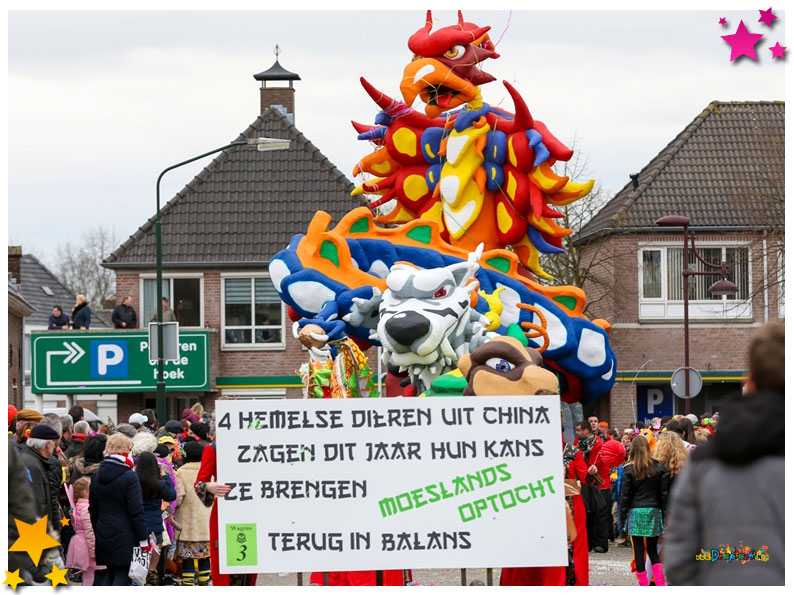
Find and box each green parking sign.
[31,330,210,394]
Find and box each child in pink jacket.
[65,477,104,585]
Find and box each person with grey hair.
[131,432,158,460]
[114,423,137,439]
[20,425,63,532]
[74,420,90,435]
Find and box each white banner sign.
[216,396,566,573]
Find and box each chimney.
[253,45,301,124]
[8,246,22,284]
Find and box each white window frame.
[638,242,753,321]
[138,273,205,329]
[778,244,785,318]
[220,272,286,351]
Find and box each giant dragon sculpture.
[351,10,593,280]
[268,11,616,405]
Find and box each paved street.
[256,544,637,586]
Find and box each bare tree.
[55,227,119,309]
[537,143,637,318]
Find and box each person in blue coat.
[71,295,91,329]
[136,451,177,585]
[89,434,148,586]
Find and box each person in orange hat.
[12,408,44,452]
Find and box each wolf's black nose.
[385,311,430,346]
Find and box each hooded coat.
[89,457,148,568]
[664,390,784,585]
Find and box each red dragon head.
[401,10,499,118]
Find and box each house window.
[142,277,202,327]
[639,245,751,320]
[642,250,662,298]
[222,277,283,348]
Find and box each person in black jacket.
[620,436,669,586]
[19,424,63,533]
[89,434,148,586]
[71,295,91,329]
[664,321,784,586]
[112,296,138,329]
[47,306,71,330]
[135,452,176,585]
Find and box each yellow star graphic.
[8,517,60,566]
[59,517,70,527]
[44,564,68,588]
[2,570,25,591]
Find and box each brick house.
[573,101,784,430]
[102,57,355,422]
[11,248,114,416]
[8,247,36,409]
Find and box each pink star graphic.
[719,17,727,26]
[721,20,765,61]
[758,8,777,27]
[769,42,787,59]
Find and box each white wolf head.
[374,245,490,389]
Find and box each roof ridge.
[576,100,723,242]
[105,107,354,265]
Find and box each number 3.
[237,544,247,562]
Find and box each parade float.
[269,10,616,406]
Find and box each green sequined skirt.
[625,507,664,537]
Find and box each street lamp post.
[154,137,291,424]
[655,216,739,415]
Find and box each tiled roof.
[19,254,109,328]
[104,107,355,268]
[576,101,785,243]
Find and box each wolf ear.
[450,245,483,287]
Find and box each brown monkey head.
[458,336,559,397]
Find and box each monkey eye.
[485,357,514,373]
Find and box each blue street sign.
[637,384,674,423]
[90,340,129,378]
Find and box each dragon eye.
[443,45,466,60]
[434,287,448,298]
[485,358,514,373]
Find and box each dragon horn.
[425,10,433,29]
[351,121,378,134]
[360,77,397,111]
[502,80,534,133]
[458,10,464,27]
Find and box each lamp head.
[655,215,691,227]
[708,279,739,296]
[247,137,291,151]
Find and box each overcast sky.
[7,8,786,267]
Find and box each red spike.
[360,77,448,128]
[528,183,544,220]
[363,172,398,192]
[360,77,397,111]
[458,10,464,27]
[351,121,378,134]
[501,81,534,133]
[541,204,564,218]
[425,10,432,29]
